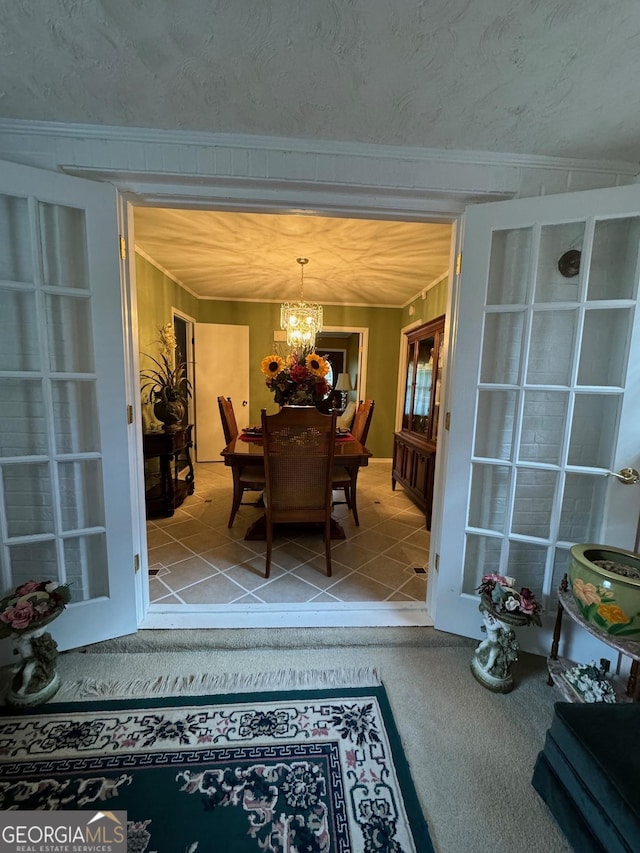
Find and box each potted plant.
[141,324,192,432]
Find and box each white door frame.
[116,184,502,629]
[171,307,196,427]
[320,324,369,404]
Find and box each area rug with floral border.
[0,684,433,853]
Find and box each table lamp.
[334,373,352,412]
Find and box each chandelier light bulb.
[280,257,323,347]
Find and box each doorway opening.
[131,204,456,629]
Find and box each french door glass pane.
[559,473,609,543]
[568,394,621,468]
[45,294,93,372]
[58,460,105,530]
[0,194,32,282]
[519,390,568,464]
[506,540,547,596]
[39,202,88,289]
[52,380,100,453]
[8,540,58,587]
[481,312,524,384]
[578,308,632,386]
[0,379,47,456]
[0,288,39,371]
[3,462,54,537]
[511,468,557,538]
[527,310,578,385]
[589,217,640,301]
[486,228,532,305]
[475,390,516,460]
[64,533,109,599]
[462,533,502,594]
[468,464,510,532]
[535,222,585,303]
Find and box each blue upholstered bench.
[532,702,640,852]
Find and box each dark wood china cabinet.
[392,315,445,529]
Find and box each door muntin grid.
[462,215,638,606]
[0,193,107,601]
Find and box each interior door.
[0,159,138,656]
[436,183,640,658]
[194,323,250,461]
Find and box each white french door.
[0,160,138,654]
[436,183,640,657]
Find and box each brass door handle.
[606,467,640,485]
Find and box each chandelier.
[280,257,323,347]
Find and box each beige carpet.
[31,626,571,853]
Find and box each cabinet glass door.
[412,336,435,436]
[402,341,416,430]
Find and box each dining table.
[221,428,372,540]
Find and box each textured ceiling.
[133,208,452,307]
[1,1,640,163]
[5,1,637,303]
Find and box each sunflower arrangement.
[261,347,331,406]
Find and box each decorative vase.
[568,543,640,638]
[6,624,61,707]
[153,398,185,432]
[470,600,529,693]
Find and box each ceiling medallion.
[280,257,324,347]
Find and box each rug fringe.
[55,667,381,701]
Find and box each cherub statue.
[11,631,59,698]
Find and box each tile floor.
[146,459,430,606]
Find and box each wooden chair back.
[261,407,337,525]
[351,399,375,445]
[217,396,239,445]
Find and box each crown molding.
[0,118,637,176]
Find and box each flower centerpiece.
[0,580,71,638]
[476,572,542,626]
[261,347,331,407]
[140,323,192,431]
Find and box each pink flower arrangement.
[476,572,542,626]
[0,580,71,638]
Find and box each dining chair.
[217,396,265,527]
[331,399,375,526]
[336,399,357,430]
[261,406,337,579]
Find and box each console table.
[143,425,194,518]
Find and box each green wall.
[401,278,448,327]
[136,254,199,374]
[137,253,410,458]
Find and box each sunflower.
[305,352,329,377]
[261,354,285,377]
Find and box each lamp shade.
[335,373,352,392]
